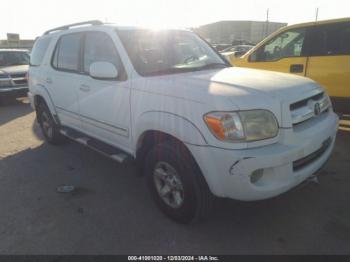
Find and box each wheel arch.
[135,130,186,169]
[32,86,59,124]
[134,111,207,162]
[134,111,207,146]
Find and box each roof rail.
[44,20,103,35]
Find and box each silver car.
[0,49,30,101]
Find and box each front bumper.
[0,86,28,95]
[188,111,339,201]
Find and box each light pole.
[265,8,270,37]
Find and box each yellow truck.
[229,18,350,113]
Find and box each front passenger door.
[78,31,131,151]
[248,29,308,76]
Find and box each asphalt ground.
[0,97,349,254]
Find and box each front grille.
[13,79,27,85]
[293,137,332,172]
[10,73,26,78]
[10,73,27,86]
[290,92,330,126]
[0,72,27,87]
[290,93,324,111]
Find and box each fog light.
[251,169,264,184]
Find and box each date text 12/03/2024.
[128,256,220,261]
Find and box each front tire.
[145,141,214,224]
[36,101,66,145]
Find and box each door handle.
[46,77,53,84]
[80,84,91,92]
[290,64,304,73]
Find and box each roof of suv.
[42,20,191,36]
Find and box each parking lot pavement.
[0,98,349,255]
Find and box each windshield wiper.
[144,63,230,77]
[145,67,194,76]
[199,63,230,70]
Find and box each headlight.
[204,110,279,142]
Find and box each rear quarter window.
[30,37,51,66]
[52,33,82,72]
[310,22,350,56]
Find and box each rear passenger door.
[78,31,131,151]
[48,32,83,130]
[248,28,308,76]
[306,22,350,99]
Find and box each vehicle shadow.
[31,117,44,141]
[0,97,33,126]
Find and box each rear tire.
[144,140,214,224]
[36,101,66,145]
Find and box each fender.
[33,84,59,123]
[134,111,208,150]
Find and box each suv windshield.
[117,30,229,76]
[0,51,30,67]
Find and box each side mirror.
[89,62,118,80]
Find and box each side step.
[60,127,132,164]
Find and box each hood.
[142,67,322,127]
[144,67,320,106]
[188,67,319,101]
[0,65,29,75]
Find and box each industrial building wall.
[0,40,35,50]
[195,20,287,44]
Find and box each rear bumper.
[188,111,339,201]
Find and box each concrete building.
[194,20,287,44]
[0,34,35,51]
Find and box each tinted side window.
[83,32,125,79]
[251,29,306,62]
[311,23,350,56]
[30,37,51,66]
[55,33,82,71]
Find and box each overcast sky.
[0,0,349,39]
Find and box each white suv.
[28,21,338,223]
